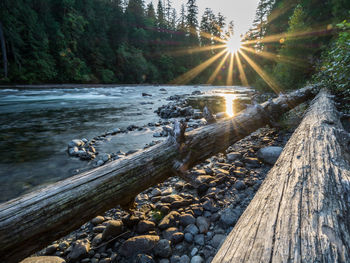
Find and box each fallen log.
[0,86,318,262]
[213,89,350,263]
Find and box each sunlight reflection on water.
[221,93,237,117]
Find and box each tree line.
[243,0,350,91]
[0,0,235,84]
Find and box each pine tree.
[186,0,199,46]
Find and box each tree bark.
[0,22,8,79]
[0,86,318,263]
[213,89,350,263]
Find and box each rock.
[184,233,194,243]
[151,188,162,196]
[159,260,170,263]
[158,211,180,230]
[122,214,140,228]
[137,220,156,234]
[196,217,209,234]
[211,234,226,249]
[179,214,196,226]
[101,153,110,162]
[45,244,59,255]
[226,152,242,162]
[195,175,214,185]
[142,93,152,97]
[20,257,66,263]
[191,247,198,256]
[112,128,121,134]
[219,208,239,227]
[92,233,103,246]
[194,234,205,245]
[68,139,84,148]
[93,225,106,233]
[163,227,179,240]
[102,220,123,241]
[190,256,204,263]
[160,88,167,91]
[154,239,172,258]
[67,239,90,262]
[192,90,203,95]
[243,157,261,168]
[58,241,69,251]
[68,147,79,156]
[257,146,283,165]
[184,224,199,236]
[171,232,184,244]
[99,259,111,263]
[135,254,155,263]
[91,216,105,225]
[179,255,190,263]
[234,180,246,190]
[161,194,183,203]
[120,235,160,257]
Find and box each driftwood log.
[213,89,350,263]
[0,86,318,262]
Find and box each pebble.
[184,224,199,236]
[120,235,160,257]
[191,247,198,256]
[180,214,196,226]
[191,256,204,263]
[137,220,156,234]
[91,216,105,225]
[184,233,194,243]
[196,217,209,233]
[159,211,180,230]
[194,234,205,245]
[102,220,123,241]
[211,234,226,249]
[66,239,90,262]
[257,146,283,165]
[154,239,172,258]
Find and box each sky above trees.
[146,0,260,35]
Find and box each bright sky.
[146,0,260,35]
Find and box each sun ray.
[235,53,249,87]
[207,52,230,84]
[171,49,227,84]
[245,25,333,45]
[166,44,226,56]
[226,53,235,86]
[240,46,307,68]
[239,50,280,94]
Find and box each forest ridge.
[0,0,349,89]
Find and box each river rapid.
[0,85,253,202]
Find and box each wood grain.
[213,89,350,263]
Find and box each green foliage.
[313,20,350,111]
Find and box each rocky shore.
[27,119,303,263]
[21,91,303,263]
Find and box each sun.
[225,35,242,54]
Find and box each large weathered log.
[213,89,350,263]
[0,86,318,262]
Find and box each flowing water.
[0,85,253,203]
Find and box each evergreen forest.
[0,0,349,92]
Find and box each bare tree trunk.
[0,22,8,78]
[0,86,318,263]
[213,89,350,263]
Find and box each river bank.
[0,85,257,202]
[24,101,307,263]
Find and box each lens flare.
[225,35,242,54]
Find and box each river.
[0,85,252,202]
